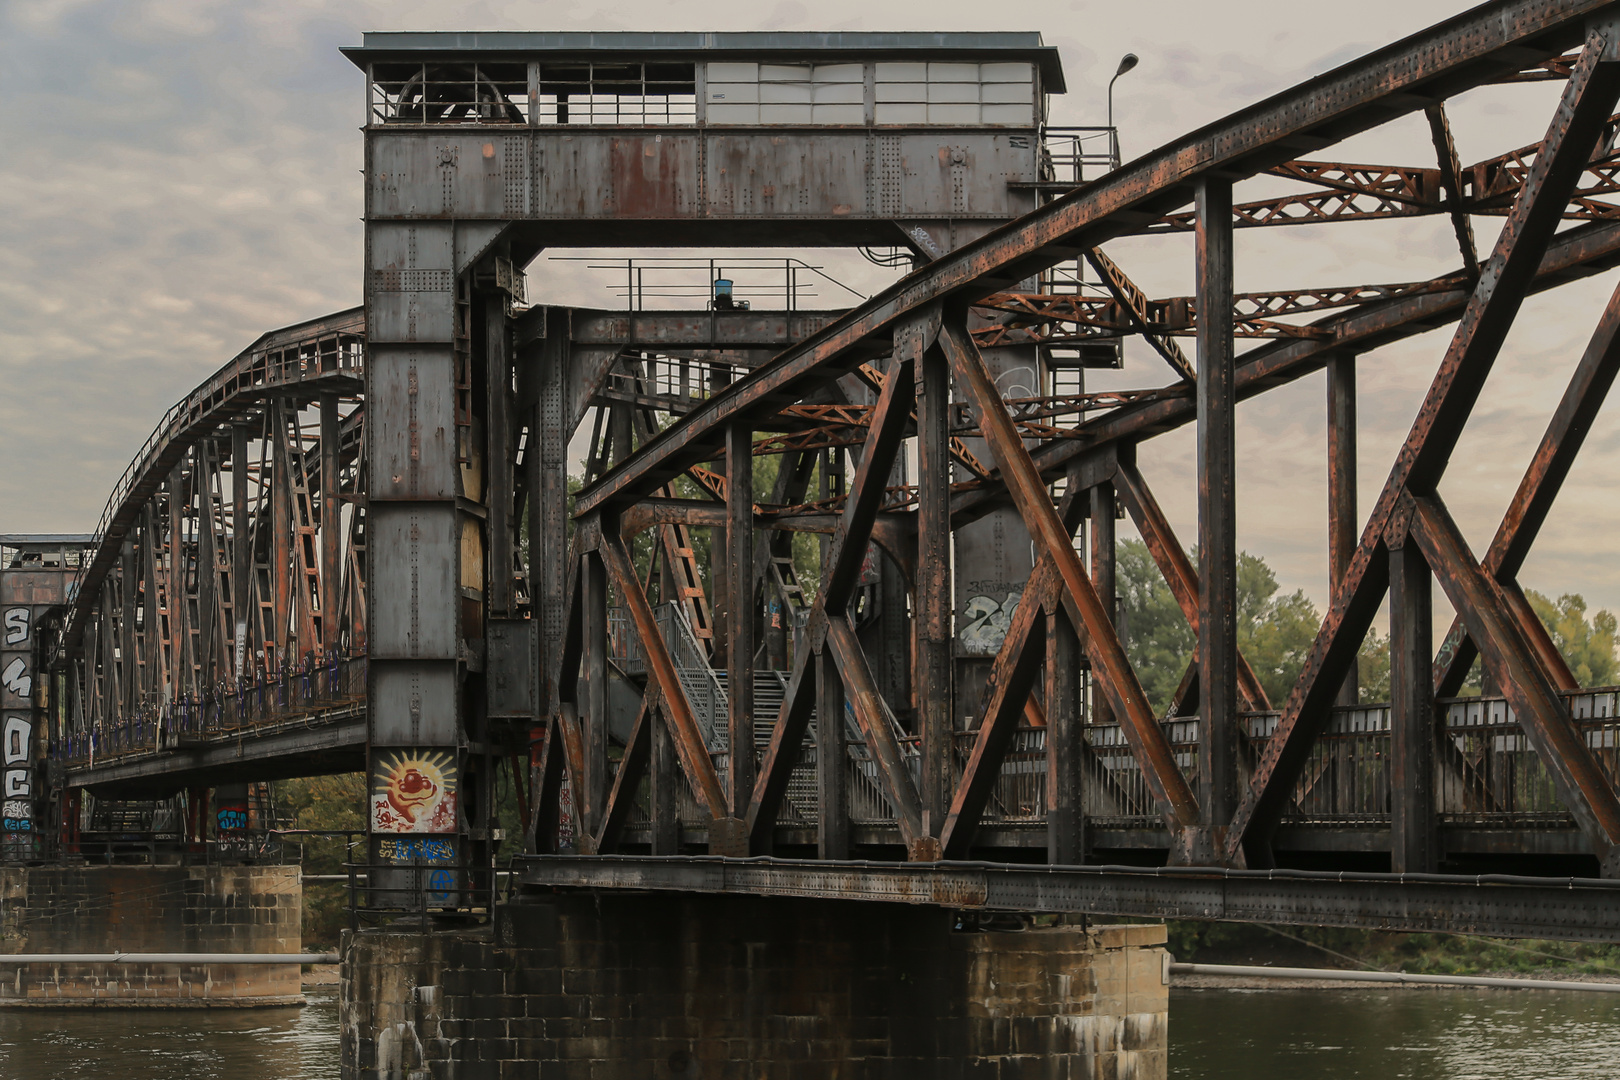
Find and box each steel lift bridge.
[29,3,1620,941]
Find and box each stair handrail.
[656,602,728,753]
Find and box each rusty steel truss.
[552,2,1620,882]
[51,310,368,792]
[34,4,1620,932]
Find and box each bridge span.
[5,8,1620,1047]
[6,5,1620,908]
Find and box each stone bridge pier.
[339,893,1169,1080]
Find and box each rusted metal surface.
[1195,177,1240,854]
[1229,34,1620,865]
[63,308,364,656]
[1111,457,1268,712]
[1434,274,1620,694]
[47,7,1620,909]
[1410,494,1620,873]
[941,321,1200,842]
[602,533,728,819]
[577,0,1613,517]
[1388,525,1439,874]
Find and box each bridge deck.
[518,854,1620,942]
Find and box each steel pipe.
[0,953,339,965]
[1171,962,1620,993]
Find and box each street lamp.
[1107,52,1139,167]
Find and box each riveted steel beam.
[1228,33,1620,865]
[1408,492,1620,873]
[1433,274,1620,695]
[576,1,1612,520]
[940,320,1200,845]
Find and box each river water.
[0,989,340,1079]
[0,986,1613,1078]
[1170,987,1620,1078]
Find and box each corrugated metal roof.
[0,534,96,545]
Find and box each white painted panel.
[927,82,979,104]
[875,102,928,124]
[761,81,813,104]
[812,103,865,124]
[813,82,863,104]
[811,63,864,83]
[981,102,1035,125]
[707,81,759,104]
[760,63,813,82]
[980,62,1034,82]
[981,81,1033,103]
[927,103,981,124]
[759,102,813,124]
[706,62,758,82]
[876,82,927,102]
[928,62,980,82]
[876,61,927,81]
[707,102,760,124]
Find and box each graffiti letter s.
[2,609,28,647]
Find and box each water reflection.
[0,988,339,1080]
[0,986,1612,1077]
[1172,987,1620,1079]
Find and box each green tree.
[1115,540,1193,710]
[1527,590,1619,686]
[274,774,366,948]
[1116,540,1389,714]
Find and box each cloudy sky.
[3,0,1618,624]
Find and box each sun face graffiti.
[370,749,458,834]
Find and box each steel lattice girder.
[574,0,1618,517]
[564,2,1620,876]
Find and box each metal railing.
[818,690,1620,835]
[58,653,367,769]
[345,859,501,929]
[1040,126,1119,185]
[551,256,865,313]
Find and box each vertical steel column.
[320,394,340,652]
[1196,176,1239,845]
[194,445,218,684]
[486,296,514,616]
[535,310,569,715]
[650,711,679,855]
[817,445,848,860]
[816,650,848,860]
[140,506,163,699]
[1046,602,1085,864]
[581,548,609,838]
[119,541,136,711]
[1090,481,1117,725]
[1389,530,1438,873]
[1328,355,1359,706]
[231,424,249,679]
[726,424,755,820]
[270,405,292,671]
[709,366,733,667]
[167,461,190,699]
[914,333,953,835]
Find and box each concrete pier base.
[0,864,303,1006]
[341,892,1168,1079]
